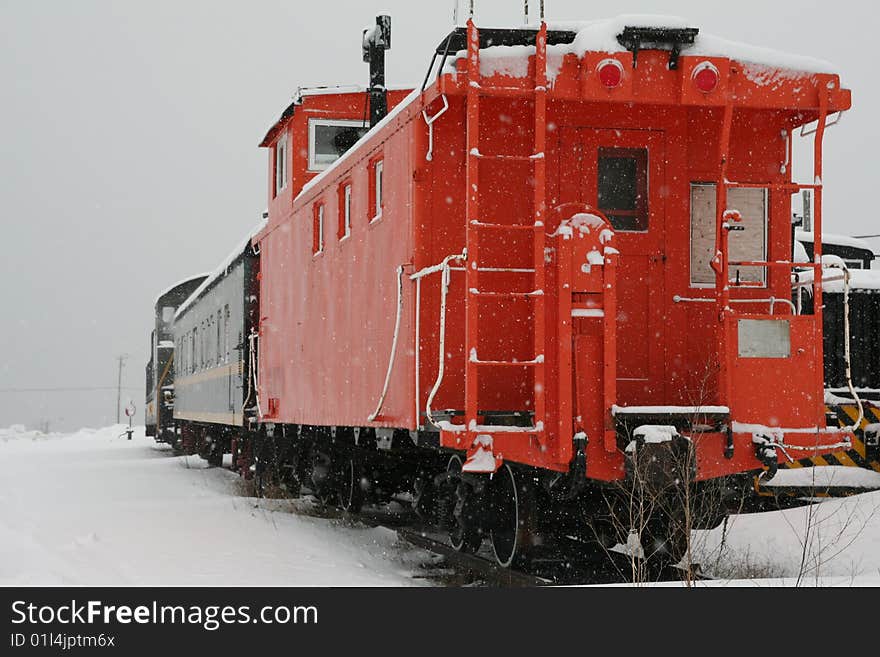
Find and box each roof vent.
[616,26,699,70]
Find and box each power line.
[0,386,142,393]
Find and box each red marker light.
[597,59,623,88]
[692,62,720,93]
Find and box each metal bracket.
[421,94,449,162]
[800,111,843,137]
[616,26,699,69]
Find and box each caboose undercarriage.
[159,417,750,569]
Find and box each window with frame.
[597,147,649,232]
[370,159,384,222]
[274,132,289,197]
[338,183,352,240]
[690,183,768,286]
[216,310,222,366]
[308,119,369,171]
[313,203,325,254]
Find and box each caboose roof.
[441,14,838,78]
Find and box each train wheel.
[338,451,365,513]
[443,455,482,553]
[309,444,336,505]
[412,473,436,522]
[490,464,537,569]
[253,429,269,497]
[206,435,223,467]
[642,515,689,568]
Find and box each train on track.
[146,9,879,569]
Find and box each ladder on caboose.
[462,19,548,441]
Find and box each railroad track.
[397,527,552,586]
[273,494,709,586]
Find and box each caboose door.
[560,128,667,405]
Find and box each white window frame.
[275,132,289,195]
[689,183,768,288]
[314,204,324,255]
[308,118,368,172]
[372,159,384,222]
[342,184,352,240]
[843,259,863,270]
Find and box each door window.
[597,147,648,232]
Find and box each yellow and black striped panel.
[780,403,880,473]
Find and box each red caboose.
[254,14,852,567]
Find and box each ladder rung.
[472,358,544,367]
[470,220,536,231]
[475,85,536,98]
[469,151,544,162]
[475,267,536,273]
[468,289,544,298]
[472,423,544,434]
[448,266,536,273]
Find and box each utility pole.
[116,354,128,424]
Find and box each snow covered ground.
[692,489,880,586]
[0,425,430,586]
[1,424,878,586]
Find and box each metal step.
[468,288,543,298]
[470,220,536,231]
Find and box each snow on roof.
[796,229,874,252]
[794,260,880,292]
[294,83,414,102]
[445,15,837,79]
[174,215,267,321]
[295,87,421,202]
[565,15,836,74]
[829,269,880,292]
[858,235,880,256]
[152,273,210,308]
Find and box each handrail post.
[715,100,735,405]
[813,77,830,423]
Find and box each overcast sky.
[1,0,876,431]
